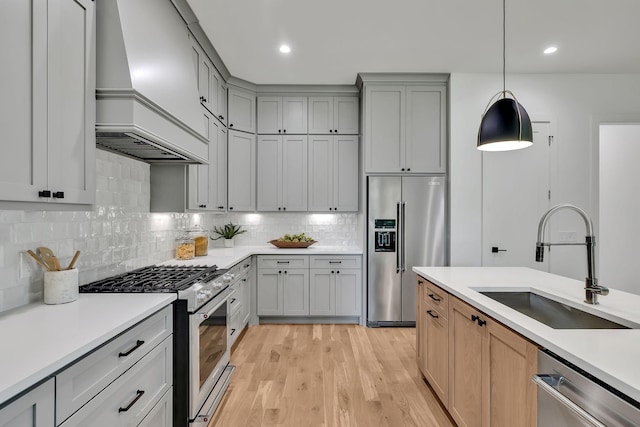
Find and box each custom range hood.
[95,0,208,164]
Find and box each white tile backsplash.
[0,149,361,313]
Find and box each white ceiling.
[186,0,640,85]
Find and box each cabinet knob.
[279,270,282,274]
[334,129,338,133]
[218,206,224,209]
[229,123,234,128]
[336,270,340,274]
[38,190,51,198]
[407,168,411,172]
[278,207,281,211]
[52,191,64,199]
[329,129,333,133]
[229,207,234,210]
[331,271,335,274]
[278,129,281,133]
[283,129,287,133]
[401,168,405,171]
[219,115,224,120]
[334,207,337,211]
[329,207,333,211]
[283,207,286,211]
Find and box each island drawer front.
[258,255,309,269]
[309,255,361,269]
[59,336,172,427]
[56,305,173,424]
[424,281,449,317]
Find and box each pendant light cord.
[502,0,506,94]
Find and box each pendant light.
[477,0,533,151]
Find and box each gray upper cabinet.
[308,97,359,135]
[190,35,226,125]
[188,112,227,211]
[363,83,446,174]
[257,135,308,212]
[228,130,256,211]
[0,0,96,205]
[257,97,308,134]
[308,135,358,212]
[228,88,256,134]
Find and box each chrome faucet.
[535,204,608,304]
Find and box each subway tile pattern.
[0,150,361,313]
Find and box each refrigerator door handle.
[402,202,406,272]
[396,202,401,273]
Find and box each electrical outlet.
[558,231,578,243]
[19,252,36,279]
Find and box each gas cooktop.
[79,265,223,293]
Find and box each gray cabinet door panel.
[283,270,309,316]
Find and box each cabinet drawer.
[229,287,241,315]
[229,309,243,346]
[56,305,172,424]
[60,336,172,427]
[258,255,308,269]
[228,257,252,276]
[138,387,172,427]
[309,255,361,269]
[424,281,449,317]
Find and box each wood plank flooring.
[209,324,455,427]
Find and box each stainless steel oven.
[534,350,640,426]
[189,287,234,426]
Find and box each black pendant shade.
[477,96,533,151]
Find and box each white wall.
[450,73,640,281]
[599,124,640,294]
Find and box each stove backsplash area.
[0,150,360,313]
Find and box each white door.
[228,89,256,133]
[257,97,282,134]
[308,97,333,134]
[481,122,551,269]
[334,97,359,135]
[308,136,334,211]
[334,136,359,212]
[282,97,307,134]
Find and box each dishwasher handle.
[532,374,606,427]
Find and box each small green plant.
[210,223,247,240]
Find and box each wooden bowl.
[269,239,317,248]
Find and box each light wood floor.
[209,324,455,427]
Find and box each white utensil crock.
[44,269,79,304]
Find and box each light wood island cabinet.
[416,275,538,427]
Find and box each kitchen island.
[413,266,640,404]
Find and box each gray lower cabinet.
[138,389,172,427]
[257,255,362,320]
[309,255,362,316]
[257,268,309,316]
[0,379,54,427]
[59,337,172,427]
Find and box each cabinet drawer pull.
[418,280,424,285]
[118,390,145,413]
[118,340,144,357]
[277,261,290,264]
[38,190,51,198]
[52,191,64,199]
[231,298,236,303]
[426,310,439,319]
[329,261,342,264]
[428,293,441,302]
[471,314,486,327]
[230,328,237,336]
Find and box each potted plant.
[210,223,246,248]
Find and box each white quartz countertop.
[413,266,640,403]
[0,293,175,405]
[164,244,363,269]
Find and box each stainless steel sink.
[479,291,630,329]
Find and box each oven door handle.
[532,374,606,427]
[195,288,234,321]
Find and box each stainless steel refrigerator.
[367,176,446,326]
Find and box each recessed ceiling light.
[543,46,558,55]
[279,44,291,54]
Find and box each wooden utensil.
[37,247,58,271]
[51,256,62,272]
[67,250,80,270]
[26,250,50,271]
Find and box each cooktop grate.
[79,265,221,293]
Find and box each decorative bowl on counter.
[269,239,317,248]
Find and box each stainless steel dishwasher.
[533,350,640,426]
